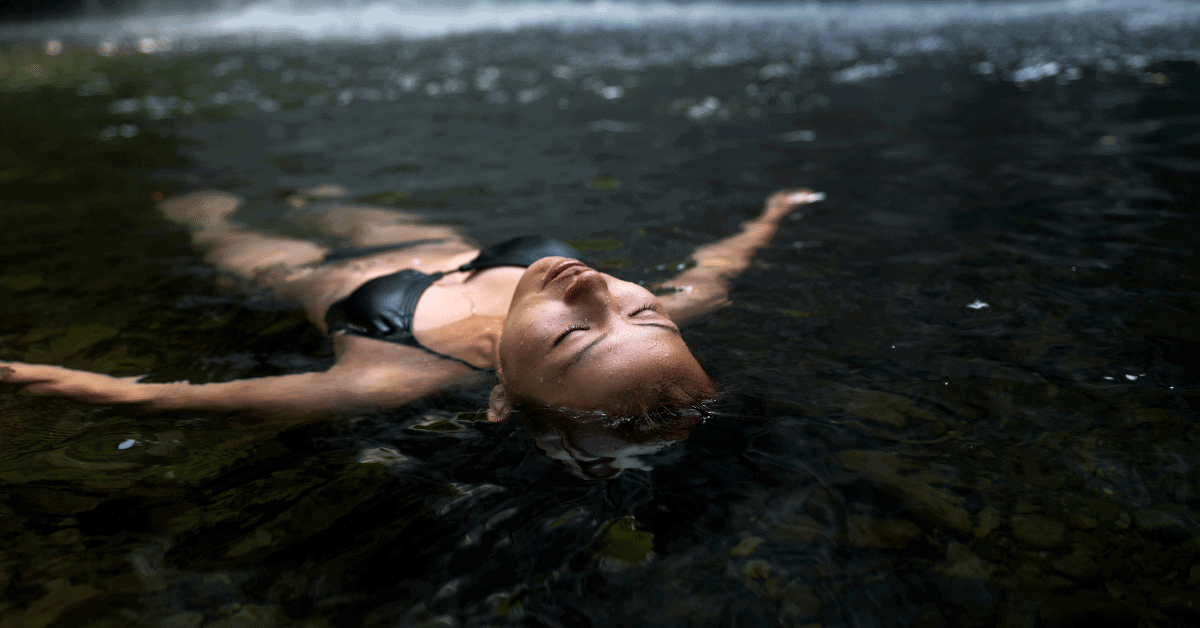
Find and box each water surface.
[1,2,1199,627]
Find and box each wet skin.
[498,256,713,412]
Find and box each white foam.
[5,0,1200,45]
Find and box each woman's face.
[498,256,711,411]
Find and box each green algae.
[582,517,654,567]
[46,324,120,359]
[355,186,489,209]
[595,257,633,269]
[566,237,624,252]
[586,175,621,190]
[0,275,43,291]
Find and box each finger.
[785,190,826,204]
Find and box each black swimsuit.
[324,235,582,368]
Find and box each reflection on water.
[1,3,1199,627]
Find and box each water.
[1,1,1199,626]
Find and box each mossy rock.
[567,238,625,252]
[587,517,654,565]
[586,175,621,190]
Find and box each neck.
[412,266,524,369]
[419,314,505,370]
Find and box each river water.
[1,1,1199,627]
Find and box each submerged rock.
[1011,514,1065,548]
[837,450,973,534]
[1051,548,1099,579]
[779,583,824,621]
[838,388,939,427]
[767,514,828,542]
[975,506,1001,539]
[742,559,772,580]
[1133,509,1192,541]
[1066,512,1098,530]
[937,542,997,582]
[846,515,922,549]
[161,611,204,628]
[730,536,765,557]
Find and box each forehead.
[563,323,684,372]
[557,335,703,407]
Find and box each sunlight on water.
[2,0,1199,45]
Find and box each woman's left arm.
[655,189,824,324]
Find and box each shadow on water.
[1,13,1200,628]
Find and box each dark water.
[2,2,1200,627]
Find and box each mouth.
[542,259,588,289]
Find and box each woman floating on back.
[1,188,823,477]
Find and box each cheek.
[499,311,551,368]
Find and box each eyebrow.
[564,323,680,372]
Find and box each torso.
[308,236,578,371]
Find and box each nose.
[563,270,611,305]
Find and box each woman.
[1,187,821,474]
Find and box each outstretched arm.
[1,339,479,422]
[656,189,824,324]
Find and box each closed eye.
[630,302,661,316]
[554,324,587,346]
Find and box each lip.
[542,259,588,289]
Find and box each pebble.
[779,583,823,620]
[938,542,997,581]
[846,516,921,549]
[1011,514,1065,549]
[1066,512,1098,530]
[975,506,1000,539]
[768,514,827,542]
[837,450,973,534]
[730,537,764,557]
[161,611,204,628]
[1051,548,1099,579]
[742,559,772,579]
[202,605,281,628]
[1133,509,1191,541]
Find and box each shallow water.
[1,2,1200,627]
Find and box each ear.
[487,384,513,423]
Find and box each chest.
[411,266,525,333]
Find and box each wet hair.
[507,375,717,478]
[513,386,715,444]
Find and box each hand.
[0,361,150,405]
[761,188,826,223]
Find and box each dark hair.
[514,390,714,444]
[504,378,716,479]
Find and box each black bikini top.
[324,235,582,369]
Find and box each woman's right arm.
[1,344,478,422]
